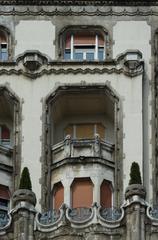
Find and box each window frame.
[59,26,111,61]
[0,26,13,62]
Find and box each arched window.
[100,180,112,208]
[0,185,10,212]
[0,125,10,146]
[71,178,93,208]
[0,29,8,61]
[53,182,64,209]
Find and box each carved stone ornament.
[12,189,37,207]
[116,50,143,76]
[16,51,49,71]
[125,184,146,200]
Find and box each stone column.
[124,184,146,240]
[12,189,36,240]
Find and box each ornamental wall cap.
[12,189,37,207]
[125,184,146,200]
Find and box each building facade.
[0,0,158,239]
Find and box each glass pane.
[1,52,8,61]
[64,50,71,60]
[86,52,94,61]
[1,44,8,61]
[74,52,83,60]
[98,48,104,61]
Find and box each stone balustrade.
[52,136,114,165]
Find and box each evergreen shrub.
[129,162,142,185]
[19,167,32,190]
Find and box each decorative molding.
[1,7,158,16]
[0,65,144,78]
[0,50,144,78]
[0,0,158,6]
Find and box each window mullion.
[95,34,98,60]
[70,34,74,60]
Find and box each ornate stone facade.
[0,0,158,239]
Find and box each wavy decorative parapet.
[0,50,144,79]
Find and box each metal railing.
[38,209,60,225]
[68,207,92,221]
[99,207,122,221]
[0,211,9,228]
[148,206,158,219]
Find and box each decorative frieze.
[0,0,157,6]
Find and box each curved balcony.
[36,205,124,229]
[38,209,60,225]
[51,135,114,166]
[0,211,10,229]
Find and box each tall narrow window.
[100,180,112,208]
[0,30,8,61]
[71,178,93,208]
[64,30,105,61]
[53,182,64,209]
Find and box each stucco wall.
[113,21,152,201]
[0,68,143,209]
[15,21,55,59]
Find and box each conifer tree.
[129,162,142,185]
[19,167,32,190]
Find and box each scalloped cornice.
[0,0,158,6]
[1,7,158,16]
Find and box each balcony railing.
[38,209,60,225]
[37,205,124,227]
[68,207,92,222]
[99,207,122,221]
[52,135,114,164]
[148,206,158,219]
[0,211,9,228]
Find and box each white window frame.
[65,33,105,61]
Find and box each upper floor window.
[0,30,8,61]
[0,125,10,146]
[60,27,110,61]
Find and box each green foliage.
[129,162,142,185]
[19,167,32,190]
